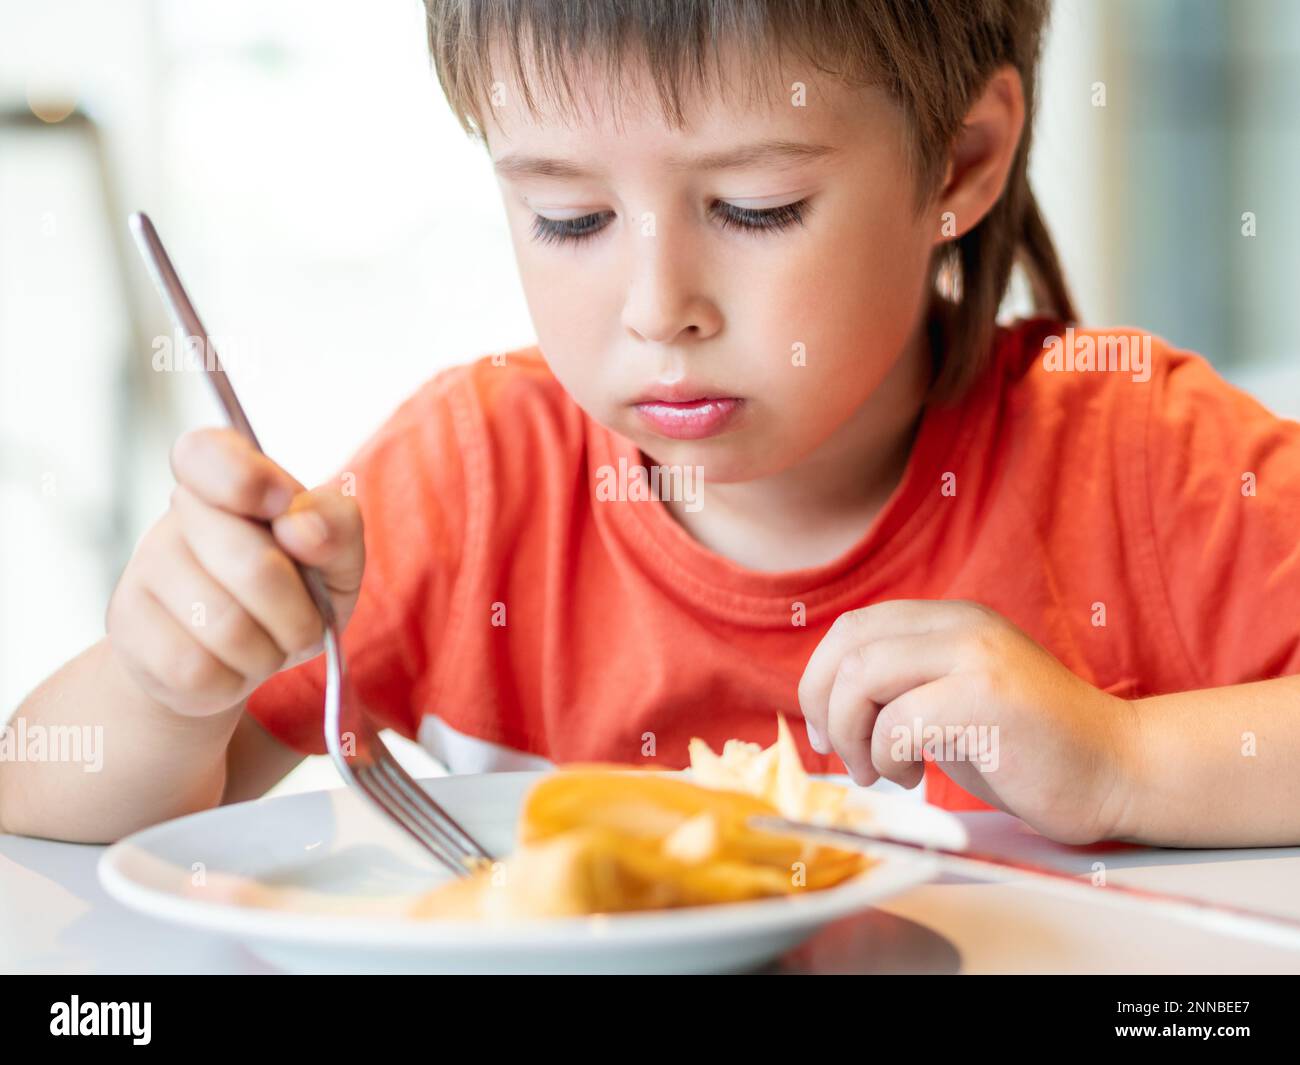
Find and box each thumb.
[269,484,366,627]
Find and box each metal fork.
[128,211,493,878]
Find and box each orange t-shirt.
[246,318,1300,811]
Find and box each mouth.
[630,389,744,440]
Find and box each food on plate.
[408,716,879,920]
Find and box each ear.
[933,66,1026,243]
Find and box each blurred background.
[2,0,1298,796]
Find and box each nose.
[621,224,722,346]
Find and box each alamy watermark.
[151,327,262,382]
[0,717,103,772]
[594,457,704,513]
[50,997,150,1044]
[1041,327,1151,383]
[889,718,999,772]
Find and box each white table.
[5,803,1300,974]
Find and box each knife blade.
[751,814,1300,951]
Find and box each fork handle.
[129,211,338,631]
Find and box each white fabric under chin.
[416,715,556,776]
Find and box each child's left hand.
[797,599,1136,844]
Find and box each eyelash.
[529,199,811,246]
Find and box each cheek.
[500,199,633,425]
[509,204,602,326]
[808,198,931,328]
[740,224,931,396]
[513,243,618,384]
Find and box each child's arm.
[1112,676,1300,848]
[0,637,247,842]
[0,636,311,840]
[0,428,364,843]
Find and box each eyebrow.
[492,139,837,179]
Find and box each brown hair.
[424,0,1076,402]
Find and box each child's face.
[484,50,940,483]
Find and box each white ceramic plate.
[99,771,966,974]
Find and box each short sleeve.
[1142,345,1300,689]
[244,369,471,755]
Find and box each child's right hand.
[106,427,365,718]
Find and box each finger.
[110,580,246,715]
[825,634,956,785]
[269,485,365,601]
[139,525,288,680]
[799,601,971,756]
[871,675,1000,797]
[826,666,881,786]
[171,485,323,658]
[170,427,305,520]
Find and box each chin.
[634,436,775,485]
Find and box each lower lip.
[633,398,743,439]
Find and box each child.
[4,0,1299,849]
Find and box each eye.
[711,198,812,234]
[528,198,812,247]
[530,211,614,246]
